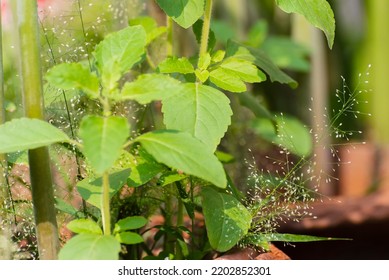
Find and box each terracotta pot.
[338,142,389,196]
[215,244,290,260]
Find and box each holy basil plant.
[0,0,337,260]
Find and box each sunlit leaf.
[242,233,350,245]
[275,0,335,48]
[58,234,121,260]
[79,115,129,174]
[158,57,195,74]
[45,63,99,98]
[93,26,146,91]
[115,232,144,245]
[210,58,266,92]
[129,16,166,44]
[66,219,102,235]
[0,118,70,153]
[121,74,183,104]
[226,41,297,88]
[114,216,148,233]
[162,83,232,152]
[156,0,205,29]
[136,130,227,188]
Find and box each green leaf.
[156,0,205,29]
[262,36,310,72]
[201,187,252,252]
[238,93,274,120]
[45,63,99,98]
[58,234,121,260]
[66,219,103,235]
[215,151,234,164]
[93,26,146,91]
[162,83,232,152]
[55,198,79,216]
[115,232,144,245]
[243,233,350,245]
[246,20,268,47]
[193,19,216,52]
[77,168,131,209]
[194,69,209,83]
[79,115,129,174]
[226,41,297,88]
[158,171,188,187]
[129,16,166,44]
[275,0,335,49]
[158,57,195,74]
[251,114,312,157]
[210,58,266,92]
[211,50,226,63]
[114,216,148,233]
[198,53,211,70]
[120,150,166,188]
[121,74,183,104]
[136,130,227,188]
[0,118,70,153]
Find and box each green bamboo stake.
[17,0,59,259]
[0,0,13,260]
[368,1,389,144]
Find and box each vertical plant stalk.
[101,172,111,235]
[198,0,213,58]
[17,0,59,259]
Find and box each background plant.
[0,0,341,260]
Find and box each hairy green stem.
[17,0,59,259]
[198,0,213,58]
[101,171,111,235]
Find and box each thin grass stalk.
[17,0,59,259]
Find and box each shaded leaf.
[158,171,188,187]
[251,114,312,157]
[119,150,166,188]
[202,187,252,252]
[77,168,131,209]
[115,232,144,245]
[78,115,129,174]
[193,19,216,52]
[0,118,70,153]
[238,93,274,120]
[136,130,227,188]
[262,36,310,72]
[162,83,232,152]
[58,234,121,260]
[55,198,79,216]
